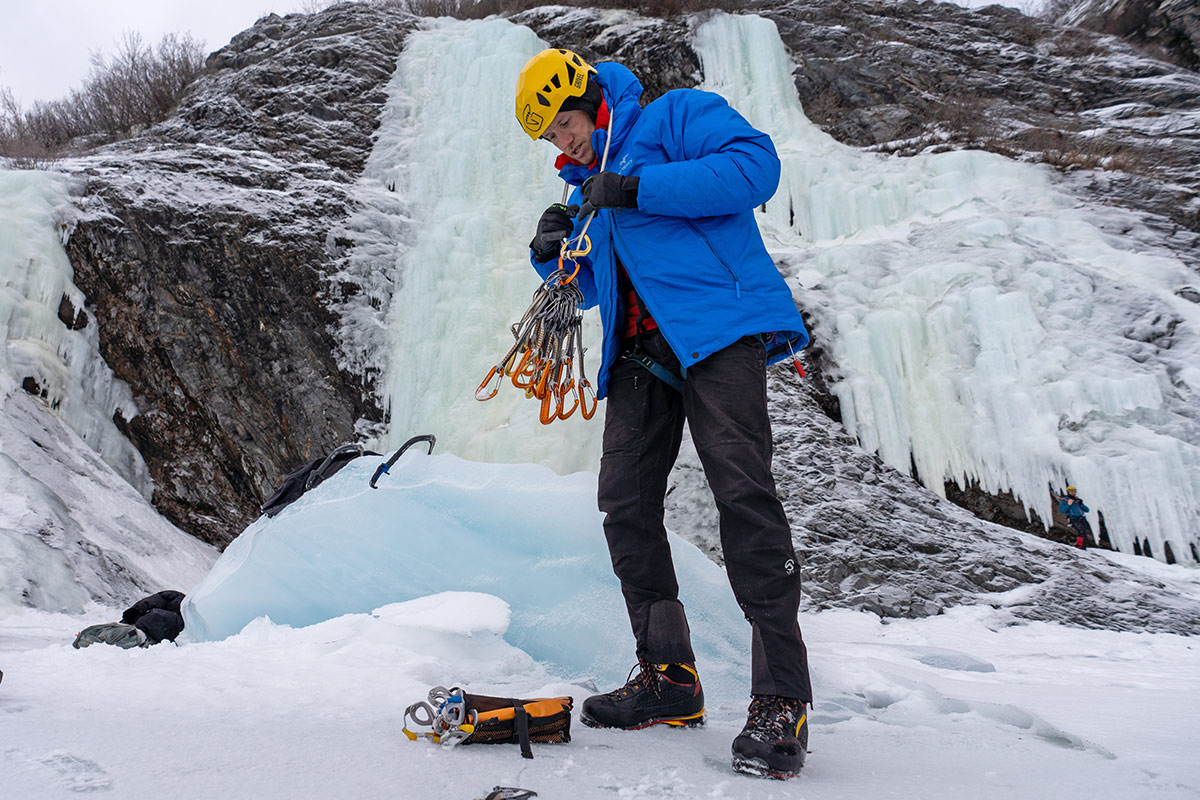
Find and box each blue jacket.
[1058,496,1089,518]
[531,63,808,399]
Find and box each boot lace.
[744,694,803,739]
[604,658,661,699]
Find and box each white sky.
[0,0,1044,108]
[0,0,315,106]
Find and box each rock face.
[663,365,1200,635]
[39,2,1200,630]
[61,4,415,545]
[758,0,1200,265]
[1055,0,1200,69]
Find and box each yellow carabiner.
[559,234,592,286]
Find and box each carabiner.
[539,388,557,425]
[511,349,537,389]
[557,379,579,420]
[475,366,503,402]
[578,379,598,419]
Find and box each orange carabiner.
[557,379,578,420]
[539,388,557,425]
[559,234,591,286]
[534,359,555,399]
[475,366,503,402]
[512,349,537,389]
[578,380,598,419]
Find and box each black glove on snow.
[578,172,640,218]
[530,203,579,262]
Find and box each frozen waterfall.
[0,170,148,494]
[691,13,1200,563]
[360,18,603,475]
[344,13,1200,562]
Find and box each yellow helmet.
[1066,486,1077,492]
[515,48,597,139]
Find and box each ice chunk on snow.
[183,454,751,694]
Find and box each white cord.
[564,100,616,253]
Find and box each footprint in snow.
[38,751,114,793]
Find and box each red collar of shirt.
[553,99,611,171]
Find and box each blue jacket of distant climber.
[1058,495,1089,519]
[530,62,808,399]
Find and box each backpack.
[121,590,186,643]
[260,443,380,518]
[403,687,573,759]
[73,623,147,650]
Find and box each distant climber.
[1057,487,1093,550]
[514,48,811,779]
[73,590,186,649]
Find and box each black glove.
[530,203,579,262]
[578,172,639,218]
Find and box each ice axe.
[369,433,436,488]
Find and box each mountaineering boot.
[580,660,705,729]
[731,694,808,778]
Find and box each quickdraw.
[475,105,619,425]
[402,686,477,746]
[473,254,598,425]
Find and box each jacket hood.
[557,62,644,186]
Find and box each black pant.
[597,329,812,702]
[1069,516,1092,549]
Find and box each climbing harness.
[618,349,685,393]
[475,105,620,425]
[401,686,574,759]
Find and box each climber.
[515,48,811,778]
[1058,486,1093,550]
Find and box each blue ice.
[183,453,751,696]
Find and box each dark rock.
[59,3,414,545]
[755,0,1200,267]
[57,294,89,330]
[1053,0,1200,69]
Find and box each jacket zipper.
[685,220,741,298]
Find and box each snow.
[2,6,1200,798]
[4,597,1199,799]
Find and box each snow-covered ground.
[5,447,1199,798]
[3,584,1198,799]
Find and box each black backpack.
[260,444,380,518]
[259,435,437,518]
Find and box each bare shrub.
[0,30,205,159]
